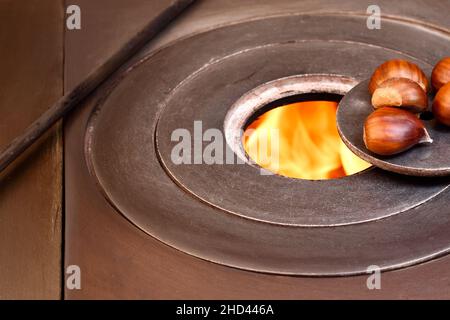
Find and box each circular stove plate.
[85,14,450,275]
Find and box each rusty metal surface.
[86,14,450,275]
[66,0,450,298]
[143,0,450,55]
[155,37,448,227]
[338,79,450,176]
[224,75,359,166]
[0,0,63,299]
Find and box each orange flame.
[243,101,371,180]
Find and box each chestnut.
[432,82,450,126]
[363,107,432,156]
[431,57,450,91]
[368,59,429,94]
[371,77,428,113]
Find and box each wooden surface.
[64,0,450,299]
[0,0,192,173]
[0,0,63,299]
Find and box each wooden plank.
[0,0,63,299]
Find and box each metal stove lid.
[337,79,450,176]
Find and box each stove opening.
[242,93,371,180]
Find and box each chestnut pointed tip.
[420,128,433,144]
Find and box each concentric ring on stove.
[85,14,450,275]
[154,41,448,227]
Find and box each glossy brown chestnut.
[363,107,432,156]
[371,77,428,112]
[431,57,450,91]
[432,82,450,126]
[368,59,429,94]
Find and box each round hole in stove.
[224,74,372,180]
[151,65,449,227]
[241,92,372,180]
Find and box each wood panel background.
[0,0,63,299]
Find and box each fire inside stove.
[243,100,371,180]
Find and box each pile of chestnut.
[363,58,450,155]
